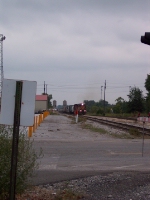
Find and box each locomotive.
[63,103,86,115]
[74,103,86,115]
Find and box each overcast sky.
[1,0,150,105]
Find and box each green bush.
[0,125,43,199]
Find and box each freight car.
[63,105,74,114]
[69,105,74,114]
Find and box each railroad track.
[83,115,150,135]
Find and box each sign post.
[137,117,150,157]
[0,78,37,200]
[9,81,23,200]
[142,121,145,157]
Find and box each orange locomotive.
[74,103,86,115]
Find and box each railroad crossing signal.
[141,32,150,45]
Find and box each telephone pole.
[0,34,6,98]
[101,86,103,101]
[44,81,45,94]
[46,84,47,94]
[103,80,106,116]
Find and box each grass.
[70,115,87,124]
[70,115,131,138]
[80,120,142,139]
[81,123,108,134]
[110,132,135,139]
[82,123,135,139]
[128,128,141,138]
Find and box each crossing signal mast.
[141,32,150,45]
[0,34,6,98]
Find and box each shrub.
[0,125,43,199]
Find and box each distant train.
[63,103,86,115]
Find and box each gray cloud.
[1,0,150,105]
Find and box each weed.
[110,133,134,139]
[0,126,43,199]
[129,128,141,137]
[54,189,84,200]
[70,115,87,124]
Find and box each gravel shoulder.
[21,171,150,200]
[39,171,150,200]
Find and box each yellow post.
[36,116,38,129]
[40,114,42,123]
[38,115,40,126]
[33,116,36,132]
[28,126,33,137]
[39,114,41,125]
[46,111,49,116]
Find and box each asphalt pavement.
[32,114,150,185]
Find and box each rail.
[83,115,150,135]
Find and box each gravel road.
[32,114,150,200]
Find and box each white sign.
[0,79,37,126]
[137,117,150,123]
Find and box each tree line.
[84,74,150,116]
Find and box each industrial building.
[35,95,48,113]
[63,100,67,106]
[53,100,57,108]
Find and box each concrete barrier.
[28,111,49,137]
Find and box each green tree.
[145,93,150,112]
[48,94,52,108]
[144,74,150,112]
[90,105,98,113]
[127,87,145,113]
[113,97,124,114]
[96,107,103,115]
[145,74,150,92]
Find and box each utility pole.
[103,80,106,116]
[46,84,47,94]
[44,81,45,94]
[0,34,6,98]
[101,86,103,101]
